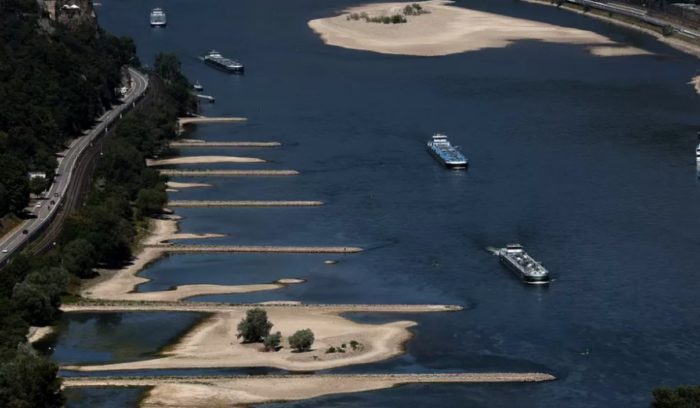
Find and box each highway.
[0,67,149,266]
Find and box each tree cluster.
[0,0,137,217]
[236,308,316,352]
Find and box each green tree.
[288,329,314,352]
[651,385,700,408]
[28,177,46,195]
[237,308,273,343]
[61,239,96,278]
[0,344,64,408]
[135,188,166,218]
[0,155,29,214]
[11,267,68,326]
[263,331,282,351]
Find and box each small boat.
[193,81,204,91]
[150,8,167,27]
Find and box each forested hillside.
[0,0,136,215]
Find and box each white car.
[1,249,8,253]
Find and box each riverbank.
[523,0,700,59]
[308,0,649,56]
[64,373,555,407]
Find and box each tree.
[135,188,166,218]
[0,344,64,408]
[263,331,282,351]
[288,329,314,352]
[11,267,68,326]
[651,385,700,408]
[61,239,96,278]
[28,177,46,195]
[237,308,273,343]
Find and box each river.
[45,0,700,406]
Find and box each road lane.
[0,68,149,265]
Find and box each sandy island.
[65,307,419,372]
[147,156,265,166]
[64,373,555,407]
[80,216,303,302]
[308,0,650,57]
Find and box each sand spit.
[691,76,700,95]
[64,373,555,407]
[165,181,212,190]
[167,200,325,208]
[147,156,265,166]
[160,169,300,177]
[149,245,364,254]
[64,307,436,372]
[27,326,54,344]
[81,217,243,302]
[308,0,650,57]
[171,140,281,148]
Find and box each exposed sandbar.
[147,156,265,166]
[64,308,420,372]
[166,181,212,189]
[80,217,287,302]
[27,326,54,344]
[64,373,555,407]
[308,0,650,57]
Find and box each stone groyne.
[146,245,363,254]
[63,372,556,387]
[159,169,299,177]
[167,200,324,208]
[171,141,281,148]
[61,301,464,313]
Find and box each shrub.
[326,346,336,353]
[288,329,314,352]
[350,340,362,351]
[237,308,273,343]
[263,331,281,351]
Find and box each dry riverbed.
[308,0,650,57]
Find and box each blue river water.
[51,0,700,406]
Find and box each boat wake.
[485,246,501,256]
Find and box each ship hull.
[204,59,244,74]
[499,257,550,284]
[427,146,468,169]
[150,22,167,27]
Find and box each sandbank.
[79,217,297,302]
[691,76,700,95]
[165,181,212,189]
[308,0,650,57]
[64,307,419,372]
[27,326,54,344]
[64,373,555,407]
[147,155,265,166]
